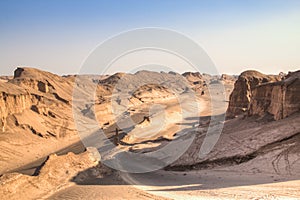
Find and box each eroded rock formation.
[248,70,300,120]
[0,149,102,200]
[168,70,300,174]
[182,72,207,93]
[226,70,281,118]
[0,67,76,138]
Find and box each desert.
[1,1,300,199]
[0,67,299,199]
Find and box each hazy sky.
[0,0,299,75]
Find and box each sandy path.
[121,170,300,200]
[48,173,170,200]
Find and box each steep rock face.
[0,82,35,132]
[0,68,77,138]
[248,70,300,120]
[226,70,281,118]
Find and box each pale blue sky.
[0,0,299,75]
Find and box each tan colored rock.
[0,149,101,200]
[0,76,12,82]
[182,72,207,93]
[220,74,237,83]
[0,68,83,173]
[226,70,281,118]
[0,82,33,132]
[130,84,176,104]
[11,67,74,103]
[168,70,300,174]
[0,67,83,138]
[182,72,203,83]
[249,70,300,120]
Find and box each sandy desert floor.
[46,166,300,200]
[122,170,300,200]
[1,69,299,200]
[47,84,300,200]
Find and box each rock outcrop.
[248,70,300,120]
[169,70,300,174]
[220,74,237,83]
[0,67,111,173]
[0,67,77,138]
[12,67,74,103]
[226,70,281,118]
[129,84,175,104]
[182,72,207,93]
[0,82,32,132]
[0,149,102,200]
[182,72,203,83]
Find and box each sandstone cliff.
[248,70,300,120]
[226,70,281,118]
[0,67,84,173]
[0,67,76,138]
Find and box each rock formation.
[182,72,207,93]
[248,70,300,120]
[0,76,12,82]
[0,148,101,200]
[226,70,281,118]
[0,67,89,174]
[129,84,175,104]
[0,67,76,138]
[220,74,237,83]
[0,67,219,173]
[182,72,203,83]
[168,70,300,175]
